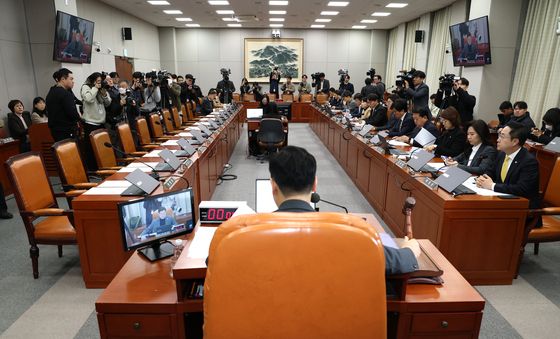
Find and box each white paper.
[378,130,389,138]
[461,177,507,196]
[186,227,217,259]
[426,162,446,170]
[142,150,161,157]
[117,162,158,173]
[380,233,399,249]
[177,132,193,137]
[255,179,278,213]
[388,139,410,147]
[232,204,256,217]
[161,140,179,146]
[414,127,437,146]
[83,186,128,195]
[97,180,132,188]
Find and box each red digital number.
[207,208,215,220]
[216,208,224,220]
[225,211,233,219]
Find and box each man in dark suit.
[350,93,366,118]
[394,108,440,148]
[314,73,330,95]
[376,98,414,137]
[404,70,430,113]
[269,146,420,275]
[476,121,540,210]
[7,99,33,152]
[364,94,388,128]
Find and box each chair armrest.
[117,157,136,163]
[65,182,98,189]
[529,207,560,217]
[141,144,160,150]
[99,167,122,170]
[27,208,73,217]
[155,136,175,141]
[130,151,148,156]
[89,169,118,177]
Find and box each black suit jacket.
[276,199,419,275]
[387,113,415,137]
[434,127,467,157]
[511,112,536,129]
[486,147,540,209]
[405,83,429,112]
[454,144,497,175]
[8,111,32,142]
[365,104,388,127]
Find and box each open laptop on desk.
[188,128,205,145]
[155,149,182,172]
[370,135,408,156]
[121,169,160,196]
[434,166,476,196]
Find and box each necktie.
[398,119,402,131]
[500,156,510,182]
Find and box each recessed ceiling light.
[216,10,235,14]
[269,24,284,27]
[327,1,349,6]
[310,24,325,28]
[269,1,289,5]
[227,23,242,27]
[269,10,287,15]
[352,25,367,29]
[176,17,193,21]
[386,3,408,8]
[186,23,200,27]
[163,10,183,14]
[222,17,237,21]
[360,19,377,23]
[320,11,339,15]
[208,1,230,5]
[147,1,170,5]
[315,18,331,22]
[269,18,285,22]
[371,12,391,16]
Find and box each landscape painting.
[244,38,304,82]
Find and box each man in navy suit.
[375,98,415,137]
[476,121,540,210]
[269,146,420,275]
[394,107,440,148]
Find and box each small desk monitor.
[247,108,263,119]
[117,188,196,261]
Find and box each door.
[114,56,134,83]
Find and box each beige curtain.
[402,18,420,70]
[426,7,451,93]
[510,0,560,124]
[385,27,399,88]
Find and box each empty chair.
[257,118,286,155]
[180,105,196,126]
[52,139,106,192]
[171,107,182,129]
[89,129,125,170]
[281,93,294,102]
[316,93,328,105]
[242,93,255,102]
[299,93,312,103]
[267,93,276,102]
[135,116,162,149]
[162,109,183,135]
[5,152,77,278]
[116,122,147,156]
[232,92,240,102]
[204,212,387,339]
[148,113,174,140]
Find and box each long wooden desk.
[73,107,243,288]
[96,215,485,339]
[309,106,528,285]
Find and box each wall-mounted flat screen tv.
[449,16,491,66]
[53,11,94,64]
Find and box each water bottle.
[169,239,184,277]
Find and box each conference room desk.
[72,107,243,288]
[236,99,314,122]
[96,215,485,339]
[525,141,559,192]
[309,106,529,285]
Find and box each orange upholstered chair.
[281,93,294,102]
[52,139,106,191]
[267,93,276,102]
[171,107,182,129]
[115,122,148,156]
[299,93,312,102]
[5,152,77,278]
[316,93,328,105]
[204,212,387,339]
[232,92,240,102]
[242,93,255,102]
[148,113,174,141]
[89,129,124,170]
[162,109,183,135]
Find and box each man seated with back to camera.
[373,99,414,137]
[434,77,476,127]
[361,94,387,128]
[394,107,440,147]
[404,70,430,112]
[360,77,377,98]
[269,146,420,275]
[259,95,280,118]
[530,108,560,144]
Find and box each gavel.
[402,197,416,239]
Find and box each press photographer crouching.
[434,75,476,127]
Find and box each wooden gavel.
[402,197,416,239]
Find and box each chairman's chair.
[5,152,77,278]
[89,129,126,170]
[204,212,387,339]
[257,118,286,158]
[267,93,277,102]
[299,93,312,102]
[316,93,328,105]
[116,122,148,156]
[232,92,240,102]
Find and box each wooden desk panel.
[0,139,19,195]
[526,142,558,191]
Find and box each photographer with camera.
[140,72,161,115]
[217,68,235,104]
[434,76,476,127]
[81,71,112,170]
[130,71,145,106]
[338,71,354,95]
[105,73,124,126]
[184,74,203,105]
[269,66,281,95]
[373,75,385,98]
[298,74,312,95]
[404,70,430,113]
[240,77,251,96]
[167,74,182,113]
[312,72,330,95]
[117,80,140,125]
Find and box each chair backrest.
[316,93,328,105]
[52,139,89,186]
[5,152,57,212]
[162,109,175,132]
[204,212,386,339]
[267,93,276,102]
[281,93,294,102]
[171,107,182,129]
[544,157,560,206]
[116,122,137,154]
[300,93,312,102]
[89,129,117,168]
[186,102,196,121]
[135,117,152,145]
[148,113,165,138]
[181,105,188,123]
[232,93,240,102]
[257,118,285,144]
[242,93,255,102]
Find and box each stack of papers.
[117,162,159,173]
[162,140,179,146]
[186,227,217,260]
[177,132,193,137]
[388,139,409,147]
[83,180,131,195]
[461,177,507,196]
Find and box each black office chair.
[257,118,285,161]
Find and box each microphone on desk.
[103,142,161,180]
[311,192,348,213]
[402,197,416,239]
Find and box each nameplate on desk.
[183,158,193,167]
[423,177,439,190]
[163,177,176,189]
[373,146,385,155]
[395,159,407,169]
[198,146,208,153]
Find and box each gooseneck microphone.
[311,192,349,213]
[402,197,416,239]
[103,142,160,180]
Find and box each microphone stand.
[103,142,161,180]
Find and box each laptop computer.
[197,123,213,136]
[121,169,160,196]
[407,149,435,172]
[247,108,263,119]
[434,166,475,196]
[174,138,197,157]
[188,128,206,145]
[544,136,560,153]
[155,149,182,172]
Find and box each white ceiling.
[98,0,457,30]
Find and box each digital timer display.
[200,207,238,223]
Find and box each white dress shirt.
[467,143,482,166]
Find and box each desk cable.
[217,163,237,185]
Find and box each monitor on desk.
[247,108,263,119]
[117,188,196,261]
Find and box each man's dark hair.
[499,101,513,110]
[109,72,119,78]
[208,88,217,95]
[177,75,184,80]
[374,75,382,81]
[185,74,194,80]
[353,93,363,101]
[286,75,292,80]
[506,121,529,146]
[414,107,431,119]
[543,108,560,130]
[86,72,102,86]
[430,93,437,100]
[393,98,407,112]
[269,146,316,196]
[158,206,166,212]
[365,78,372,85]
[329,87,336,93]
[132,71,143,79]
[413,70,426,79]
[319,72,325,78]
[459,77,469,86]
[389,94,400,102]
[8,99,23,112]
[513,101,528,110]
[54,68,72,81]
[367,93,379,102]
[468,119,492,145]
[342,90,352,98]
[302,74,308,79]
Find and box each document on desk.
[461,177,507,196]
[414,128,437,146]
[177,132,193,137]
[426,162,447,171]
[380,233,399,249]
[161,140,179,146]
[97,180,131,188]
[143,150,185,157]
[388,139,410,147]
[117,162,159,173]
[186,227,217,260]
[83,186,130,195]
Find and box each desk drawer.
[410,312,478,334]
[105,314,173,337]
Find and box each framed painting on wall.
[244,38,304,82]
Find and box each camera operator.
[269,66,281,95]
[81,71,112,170]
[105,74,123,126]
[167,74,182,113]
[118,80,140,137]
[404,70,430,113]
[130,72,145,106]
[46,68,81,141]
[184,74,203,105]
[216,68,235,104]
[281,76,296,95]
[298,74,312,95]
[339,73,354,95]
[497,101,514,128]
[434,76,476,127]
[109,72,119,91]
[140,72,161,115]
[313,72,330,94]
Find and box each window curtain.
[402,18,420,70]
[510,0,560,124]
[385,27,399,89]
[426,6,452,93]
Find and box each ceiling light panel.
[216,10,235,14]
[311,24,325,28]
[147,1,170,5]
[208,1,230,5]
[222,17,237,21]
[360,19,377,23]
[269,24,284,27]
[320,11,339,15]
[315,18,332,22]
[269,1,289,5]
[269,18,285,22]
[186,23,200,27]
[386,3,408,8]
[352,25,366,29]
[176,18,193,21]
[371,12,391,16]
[163,10,183,14]
[327,1,349,6]
[227,23,242,27]
[269,10,287,15]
